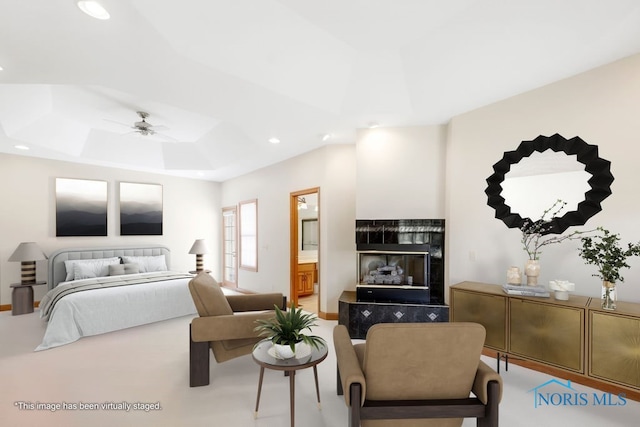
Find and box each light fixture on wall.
[8,242,48,284]
[297,197,308,210]
[188,239,210,273]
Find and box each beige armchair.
[333,322,502,427]
[188,273,285,387]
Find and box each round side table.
[252,339,328,427]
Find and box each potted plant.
[520,200,591,285]
[578,227,640,310]
[254,302,326,358]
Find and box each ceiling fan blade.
[150,125,169,131]
[104,118,133,128]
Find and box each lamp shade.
[8,242,48,262]
[189,239,210,255]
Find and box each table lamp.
[8,242,48,284]
[189,239,210,273]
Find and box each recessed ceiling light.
[321,133,332,142]
[368,122,380,129]
[268,137,280,144]
[0,65,4,71]
[77,1,110,20]
[14,144,30,150]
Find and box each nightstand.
[10,282,47,315]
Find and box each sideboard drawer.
[510,299,584,373]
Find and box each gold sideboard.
[449,282,507,351]
[450,281,640,397]
[588,299,640,389]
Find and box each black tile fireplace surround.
[355,219,445,305]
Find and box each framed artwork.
[119,182,163,235]
[56,178,108,237]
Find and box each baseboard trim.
[0,301,40,312]
[318,310,338,321]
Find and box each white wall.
[221,144,356,314]
[0,153,221,306]
[446,52,640,303]
[356,126,447,219]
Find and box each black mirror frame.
[485,133,614,235]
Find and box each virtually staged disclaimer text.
[14,401,162,412]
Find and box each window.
[239,199,257,271]
[222,206,238,286]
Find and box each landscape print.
[119,182,163,235]
[56,178,108,237]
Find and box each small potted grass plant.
[254,302,326,358]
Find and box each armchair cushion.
[190,313,274,342]
[473,360,503,404]
[334,325,366,406]
[226,293,284,312]
[363,323,486,401]
[189,273,232,317]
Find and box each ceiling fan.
[107,111,176,141]
[130,111,167,136]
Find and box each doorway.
[290,188,320,314]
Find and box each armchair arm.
[191,311,274,342]
[472,360,503,404]
[333,325,366,407]
[226,293,285,312]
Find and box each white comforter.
[36,272,197,351]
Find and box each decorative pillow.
[108,263,140,276]
[121,255,167,273]
[64,257,121,281]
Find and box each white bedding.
[36,271,197,351]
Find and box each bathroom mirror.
[485,133,614,235]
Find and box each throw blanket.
[40,271,194,320]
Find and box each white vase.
[273,342,300,359]
[554,290,569,300]
[524,260,540,286]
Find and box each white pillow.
[64,257,121,281]
[121,255,167,273]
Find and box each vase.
[524,260,540,286]
[273,341,311,359]
[273,343,296,359]
[506,266,521,285]
[601,281,616,311]
[549,280,575,301]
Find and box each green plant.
[254,303,326,352]
[520,199,592,260]
[578,227,640,283]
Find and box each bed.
[36,246,197,351]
